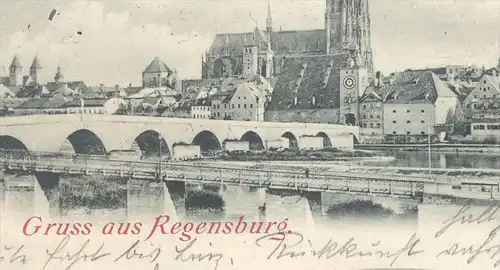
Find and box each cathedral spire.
[266,0,272,31]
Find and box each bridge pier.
[264,189,322,230]
[220,186,266,220]
[0,172,37,219]
[35,172,60,219]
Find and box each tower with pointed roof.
[9,55,23,86]
[266,0,273,45]
[54,65,64,84]
[29,56,42,85]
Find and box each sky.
[1,0,499,86]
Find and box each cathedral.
[201,0,374,80]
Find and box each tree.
[115,103,128,115]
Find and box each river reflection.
[364,150,500,169]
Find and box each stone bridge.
[0,115,359,156]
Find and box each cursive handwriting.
[114,239,161,269]
[175,238,225,270]
[0,245,29,265]
[255,232,423,266]
[437,224,500,268]
[435,204,500,238]
[43,235,111,270]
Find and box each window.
[407,110,410,113]
[392,131,396,135]
[213,105,216,109]
[370,123,374,128]
[250,104,253,109]
[377,115,380,119]
[407,120,410,124]
[421,131,426,135]
[244,104,247,109]
[406,131,411,135]
[362,105,367,109]
[376,123,381,127]
[363,114,367,118]
[238,104,241,108]
[232,104,235,109]
[244,96,247,99]
[370,115,373,118]
[421,109,425,113]
[393,120,396,123]
[238,97,240,99]
[224,104,227,109]
[393,110,396,113]
[217,112,220,117]
[484,95,487,98]
[421,120,425,123]
[217,104,220,109]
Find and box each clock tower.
[339,42,369,126]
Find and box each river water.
[363,150,500,169]
[0,151,496,234]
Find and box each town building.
[65,98,127,115]
[191,97,212,119]
[359,84,389,144]
[462,74,500,119]
[211,82,266,121]
[202,0,373,80]
[382,70,459,143]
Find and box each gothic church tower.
[325,0,373,74]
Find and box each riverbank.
[355,143,500,154]
[218,148,382,162]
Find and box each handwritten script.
[1,205,500,269]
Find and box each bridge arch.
[0,135,29,151]
[349,133,359,145]
[316,132,332,148]
[240,131,264,150]
[281,131,298,149]
[66,129,107,155]
[133,130,171,158]
[192,130,222,153]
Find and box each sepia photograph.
[0,0,499,269]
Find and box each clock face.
[343,76,356,90]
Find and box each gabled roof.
[383,70,457,104]
[143,57,173,73]
[10,56,22,69]
[268,54,346,110]
[65,98,109,107]
[16,97,68,109]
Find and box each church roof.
[10,56,22,68]
[268,54,346,111]
[30,56,42,69]
[208,29,326,56]
[143,57,173,74]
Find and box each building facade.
[382,70,459,143]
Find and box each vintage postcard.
[0,0,499,269]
